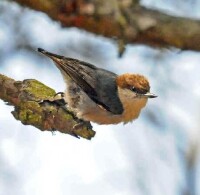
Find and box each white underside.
[64,82,148,124]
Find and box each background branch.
[0,74,95,140]
[12,0,200,51]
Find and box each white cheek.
[118,87,148,122]
[118,88,137,99]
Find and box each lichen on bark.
[0,74,95,140]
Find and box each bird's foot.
[38,92,67,107]
[54,92,64,99]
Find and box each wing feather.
[59,58,124,114]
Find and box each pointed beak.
[37,48,63,63]
[143,92,157,98]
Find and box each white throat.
[117,87,148,123]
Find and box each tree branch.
[12,0,200,51]
[0,74,95,140]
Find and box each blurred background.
[0,0,200,195]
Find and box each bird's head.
[116,73,157,99]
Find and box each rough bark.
[0,74,95,140]
[12,0,200,51]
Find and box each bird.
[38,48,157,125]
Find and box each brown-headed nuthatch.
[38,48,157,125]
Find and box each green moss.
[62,112,74,120]
[74,127,96,140]
[18,101,43,125]
[23,79,56,100]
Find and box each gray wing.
[59,58,124,115]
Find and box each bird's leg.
[53,93,93,131]
[54,92,65,98]
[38,92,92,137]
[38,92,67,107]
[52,92,66,107]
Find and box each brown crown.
[116,73,150,94]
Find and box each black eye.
[130,87,148,94]
[130,87,137,92]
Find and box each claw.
[54,92,65,98]
[38,91,67,107]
